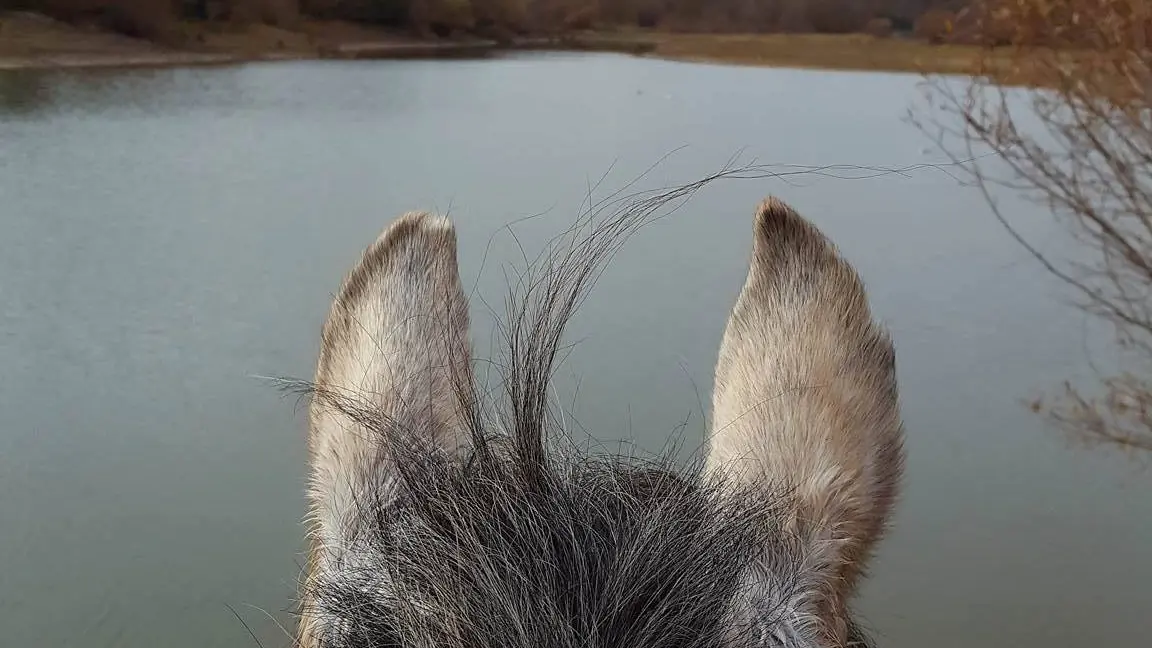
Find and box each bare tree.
[913,0,1152,456]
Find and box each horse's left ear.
[306,212,476,569]
[704,198,904,641]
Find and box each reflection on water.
[0,67,202,116]
[0,53,1149,648]
[0,60,439,119]
[0,69,54,114]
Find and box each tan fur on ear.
[707,198,904,624]
[309,211,474,559]
[299,212,475,646]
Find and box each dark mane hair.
[300,384,876,648]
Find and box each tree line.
[1,0,977,43]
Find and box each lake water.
[0,52,1148,648]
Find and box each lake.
[0,52,1148,648]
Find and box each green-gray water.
[1,52,1148,648]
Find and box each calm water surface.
[0,53,1148,648]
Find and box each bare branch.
[915,0,1152,458]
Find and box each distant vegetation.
[0,0,1094,46]
[914,0,1152,459]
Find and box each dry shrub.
[948,0,1146,48]
[726,0,786,32]
[661,0,788,33]
[95,0,179,40]
[306,0,410,24]
[517,0,578,32]
[408,0,473,34]
[296,0,341,18]
[863,16,894,37]
[947,2,1021,45]
[1008,0,1152,47]
[472,0,525,32]
[29,0,179,40]
[561,3,596,29]
[805,0,867,33]
[915,0,1152,458]
[656,0,751,33]
[228,0,301,26]
[913,7,953,42]
[774,0,811,33]
[593,0,634,24]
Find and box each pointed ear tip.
[385,210,455,234]
[755,196,800,226]
[752,196,811,244]
[374,210,459,250]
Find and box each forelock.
[303,430,849,648]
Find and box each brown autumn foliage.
[913,7,953,42]
[5,0,969,40]
[864,16,895,38]
[25,0,181,40]
[915,0,1152,457]
[228,0,301,27]
[804,0,870,34]
[942,1,1034,45]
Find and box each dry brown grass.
[176,20,316,53]
[574,29,1112,88]
[576,30,1007,77]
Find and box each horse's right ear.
[306,212,476,568]
[704,198,903,640]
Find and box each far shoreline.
[0,14,998,78]
[0,40,651,73]
[0,40,514,72]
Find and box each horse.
[293,193,904,648]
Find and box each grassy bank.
[0,11,1005,77]
[552,31,1040,84]
[569,30,998,77]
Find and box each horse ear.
[306,212,475,567]
[706,198,903,630]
